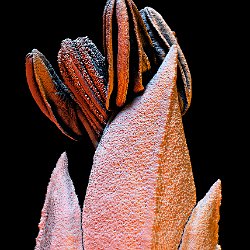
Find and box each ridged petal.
[82,45,196,249]
[58,36,110,147]
[103,0,158,110]
[25,49,86,141]
[25,36,109,148]
[140,7,192,115]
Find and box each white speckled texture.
[179,179,222,250]
[215,244,222,250]
[35,152,83,250]
[82,45,196,249]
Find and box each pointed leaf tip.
[35,151,83,249]
[179,179,222,249]
[82,46,196,249]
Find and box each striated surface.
[35,152,83,250]
[25,36,109,148]
[179,179,222,250]
[58,36,109,135]
[140,7,192,115]
[103,0,158,110]
[82,45,196,249]
[25,49,85,141]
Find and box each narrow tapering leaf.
[82,46,196,249]
[179,179,222,250]
[35,152,83,249]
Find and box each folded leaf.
[82,45,196,249]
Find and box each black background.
[3,0,247,249]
